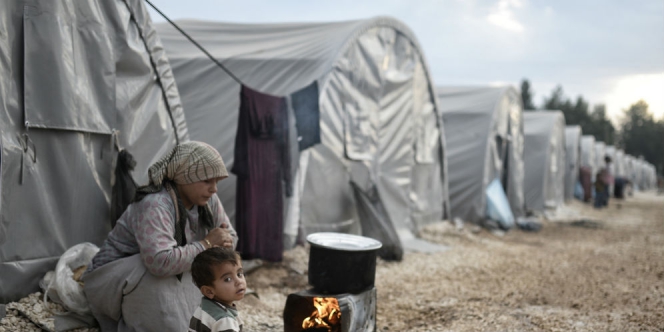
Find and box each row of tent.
[575,134,659,195]
[0,0,659,302]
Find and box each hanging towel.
[110,149,137,228]
[291,81,321,151]
[232,85,290,262]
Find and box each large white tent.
[155,18,450,251]
[564,126,582,201]
[523,111,566,212]
[437,86,524,226]
[0,0,187,302]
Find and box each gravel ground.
[242,191,664,331]
[3,191,663,331]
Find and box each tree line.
[520,79,663,175]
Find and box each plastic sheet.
[485,178,515,230]
[43,243,99,315]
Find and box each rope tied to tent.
[143,0,244,85]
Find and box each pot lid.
[306,232,382,251]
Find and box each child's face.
[203,261,246,306]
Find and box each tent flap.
[23,1,116,134]
[438,86,524,225]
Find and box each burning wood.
[302,297,341,332]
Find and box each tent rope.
[143,0,244,85]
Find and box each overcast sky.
[146,0,664,123]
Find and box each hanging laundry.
[110,149,137,227]
[232,85,291,262]
[291,81,321,151]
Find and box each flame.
[302,297,341,331]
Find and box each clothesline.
[143,0,244,86]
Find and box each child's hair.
[191,247,241,288]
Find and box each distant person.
[594,155,613,208]
[189,248,246,332]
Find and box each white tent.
[523,111,566,211]
[647,164,658,189]
[0,0,187,302]
[155,18,449,251]
[631,158,640,189]
[564,126,582,201]
[605,145,617,176]
[437,86,524,226]
[580,135,596,177]
[635,158,645,190]
[635,158,657,190]
[594,141,607,180]
[615,149,626,178]
[624,154,634,184]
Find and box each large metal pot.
[307,232,382,294]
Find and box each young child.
[189,247,246,332]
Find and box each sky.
[146,0,664,124]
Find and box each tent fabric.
[594,141,606,179]
[523,111,566,212]
[623,155,634,185]
[564,126,582,201]
[579,135,596,202]
[633,157,657,190]
[437,86,524,225]
[615,149,626,178]
[0,0,188,302]
[631,158,642,189]
[605,146,616,176]
[154,17,449,250]
[580,135,597,178]
[350,181,403,261]
[647,164,657,189]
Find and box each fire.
[302,297,341,331]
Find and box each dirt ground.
[2,192,663,331]
[239,191,664,331]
